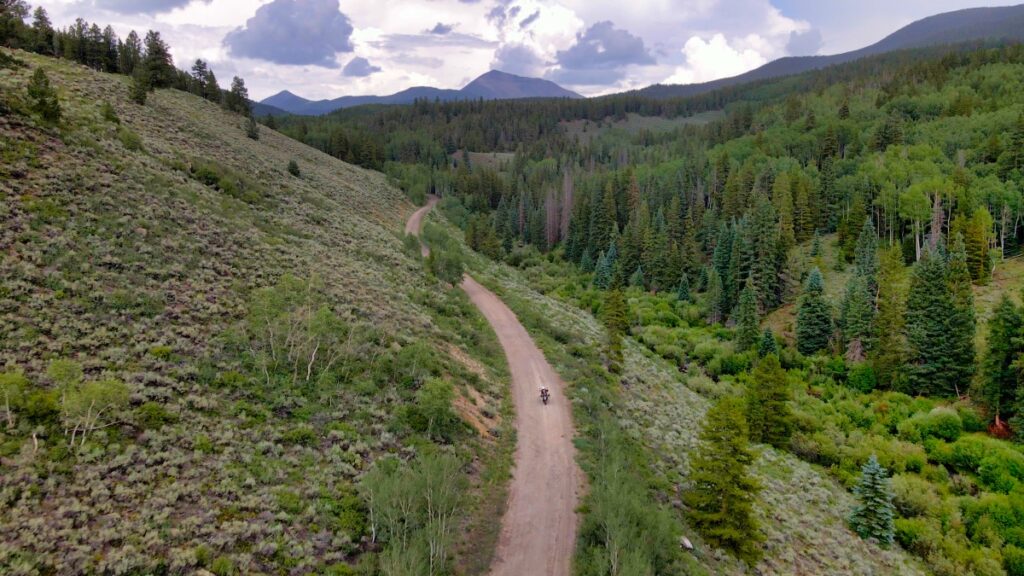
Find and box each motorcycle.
[540,387,550,405]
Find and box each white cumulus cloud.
[665,34,767,84]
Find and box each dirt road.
[405,199,581,576]
[405,195,439,257]
[461,276,581,576]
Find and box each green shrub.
[979,450,1024,493]
[118,127,144,151]
[402,379,463,442]
[282,425,317,446]
[899,408,963,442]
[135,402,176,430]
[391,342,439,389]
[1005,545,1024,576]
[101,101,120,124]
[957,404,987,433]
[194,544,212,567]
[891,473,941,517]
[276,490,305,515]
[287,159,300,176]
[211,555,235,576]
[895,517,941,556]
[193,434,214,454]
[847,363,877,392]
[944,436,991,472]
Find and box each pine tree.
[676,273,691,303]
[854,218,879,296]
[905,250,963,396]
[796,268,832,356]
[872,247,908,389]
[118,30,142,76]
[947,234,977,393]
[593,251,612,289]
[579,249,594,273]
[225,76,251,115]
[745,354,792,448]
[840,274,875,362]
[0,0,29,48]
[629,266,645,289]
[774,172,796,251]
[706,268,724,325]
[965,208,992,284]
[849,454,895,548]
[31,6,54,55]
[748,196,781,309]
[27,67,61,124]
[758,329,779,358]
[128,68,148,105]
[734,279,760,351]
[142,30,174,88]
[980,295,1023,422]
[684,396,764,564]
[602,289,629,372]
[245,114,260,140]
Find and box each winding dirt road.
[405,198,581,576]
[405,195,439,257]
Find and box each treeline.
[1,2,253,115]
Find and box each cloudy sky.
[36,0,1023,100]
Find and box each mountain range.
[260,70,581,116]
[259,3,1024,116]
[635,3,1024,99]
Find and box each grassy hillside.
[0,50,510,575]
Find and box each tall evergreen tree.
[734,279,760,351]
[118,30,142,76]
[854,218,879,296]
[706,268,724,325]
[128,68,148,105]
[872,247,908,389]
[0,0,29,48]
[745,354,792,448]
[684,396,764,564]
[849,455,895,548]
[796,268,832,356]
[965,208,993,283]
[980,296,1023,423]
[947,234,977,393]
[840,274,875,362]
[629,266,645,289]
[142,30,174,88]
[905,249,969,396]
[602,288,629,373]
[593,250,612,289]
[758,329,779,358]
[225,76,251,115]
[30,6,53,55]
[676,273,691,303]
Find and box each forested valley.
[5,1,1024,574]
[276,41,1024,575]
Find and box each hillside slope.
[0,50,509,575]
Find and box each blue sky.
[36,1,1023,100]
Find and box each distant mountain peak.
[261,70,580,116]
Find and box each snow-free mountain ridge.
[261,70,581,116]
